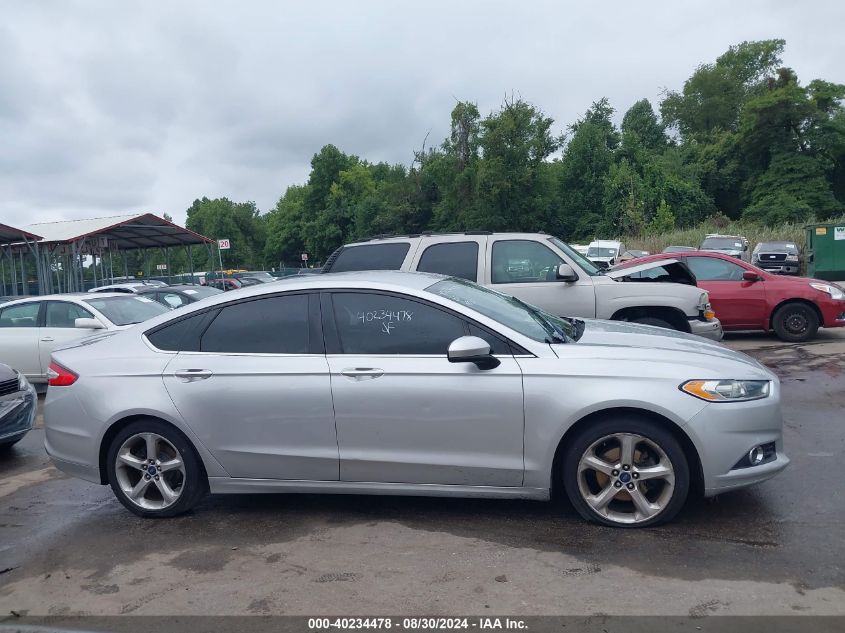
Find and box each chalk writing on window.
[356,309,413,334]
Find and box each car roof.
[136,284,203,293]
[612,250,749,269]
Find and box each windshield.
[548,237,603,276]
[83,296,169,326]
[701,237,743,250]
[427,277,580,343]
[586,246,618,258]
[180,286,223,298]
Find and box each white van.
[586,240,625,268]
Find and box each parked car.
[586,240,625,268]
[662,246,697,254]
[135,284,223,309]
[0,363,37,450]
[44,271,787,527]
[88,281,167,294]
[236,277,263,287]
[618,249,650,262]
[203,278,242,291]
[233,271,276,283]
[700,234,749,261]
[752,241,801,276]
[611,251,845,342]
[0,293,170,384]
[321,233,722,340]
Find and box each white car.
[0,293,170,384]
[88,281,167,293]
[587,240,625,268]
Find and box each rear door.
[160,292,339,480]
[0,301,43,380]
[411,236,487,282]
[683,255,768,329]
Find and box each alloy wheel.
[576,433,675,525]
[114,432,186,511]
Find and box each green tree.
[185,197,265,270]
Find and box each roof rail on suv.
[359,231,494,242]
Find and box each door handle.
[174,369,213,382]
[40,337,54,342]
[340,368,384,381]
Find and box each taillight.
[47,362,78,387]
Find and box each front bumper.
[689,316,724,341]
[683,381,788,496]
[0,382,37,444]
[754,262,799,275]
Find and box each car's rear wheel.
[772,302,819,342]
[106,419,206,518]
[562,416,689,527]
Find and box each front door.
[324,291,525,487]
[0,301,43,381]
[162,293,339,481]
[39,301,104,374]
[485,238,597,318]
[684,255,769,329]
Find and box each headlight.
[809,282,845,300]
[17,371,27,391]
[681,379,771,402]
[696,292,709,310]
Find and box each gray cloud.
[1,0,843,227]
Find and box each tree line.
[180,39,845,270]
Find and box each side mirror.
[556,263,577,282]
[75,317,104,330]
[447,336,500,370]
[742,271,761,282]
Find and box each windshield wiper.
[512,297,568,344]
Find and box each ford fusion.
[44,271,788,527]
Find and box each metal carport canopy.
[0,223,42,245]
[23,213,211,248]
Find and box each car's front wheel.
[106,419,206,518]
[562,416,690,527]
[772,302,819,342]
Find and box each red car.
[612,251,845,342]
[203,278,243,291]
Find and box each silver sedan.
[43,271,788,527]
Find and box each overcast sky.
[2,0,843,229]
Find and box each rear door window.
[146,310,219,352]
[200,295,310,354]
[329,243,411,273]
[0,302,41,328]
[416,242,479,281]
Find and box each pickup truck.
[322,232,723,340]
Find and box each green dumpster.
[806,223,845,281]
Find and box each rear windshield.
[329,243,411,272]
[83,296,169,326]
[587,246,618,257]
[701,237,743,250]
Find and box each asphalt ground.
[0,330,843,617]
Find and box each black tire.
[0,438,22,453]
[561,415,690,528]
[772,302,819,342]
[631,316,675,330]
[106,418,207,518]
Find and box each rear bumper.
[689,317,723,341]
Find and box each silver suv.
[323,233,722,340]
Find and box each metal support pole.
[9,247,18,296]
[187,245,194,283]
[165,247,171,284]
